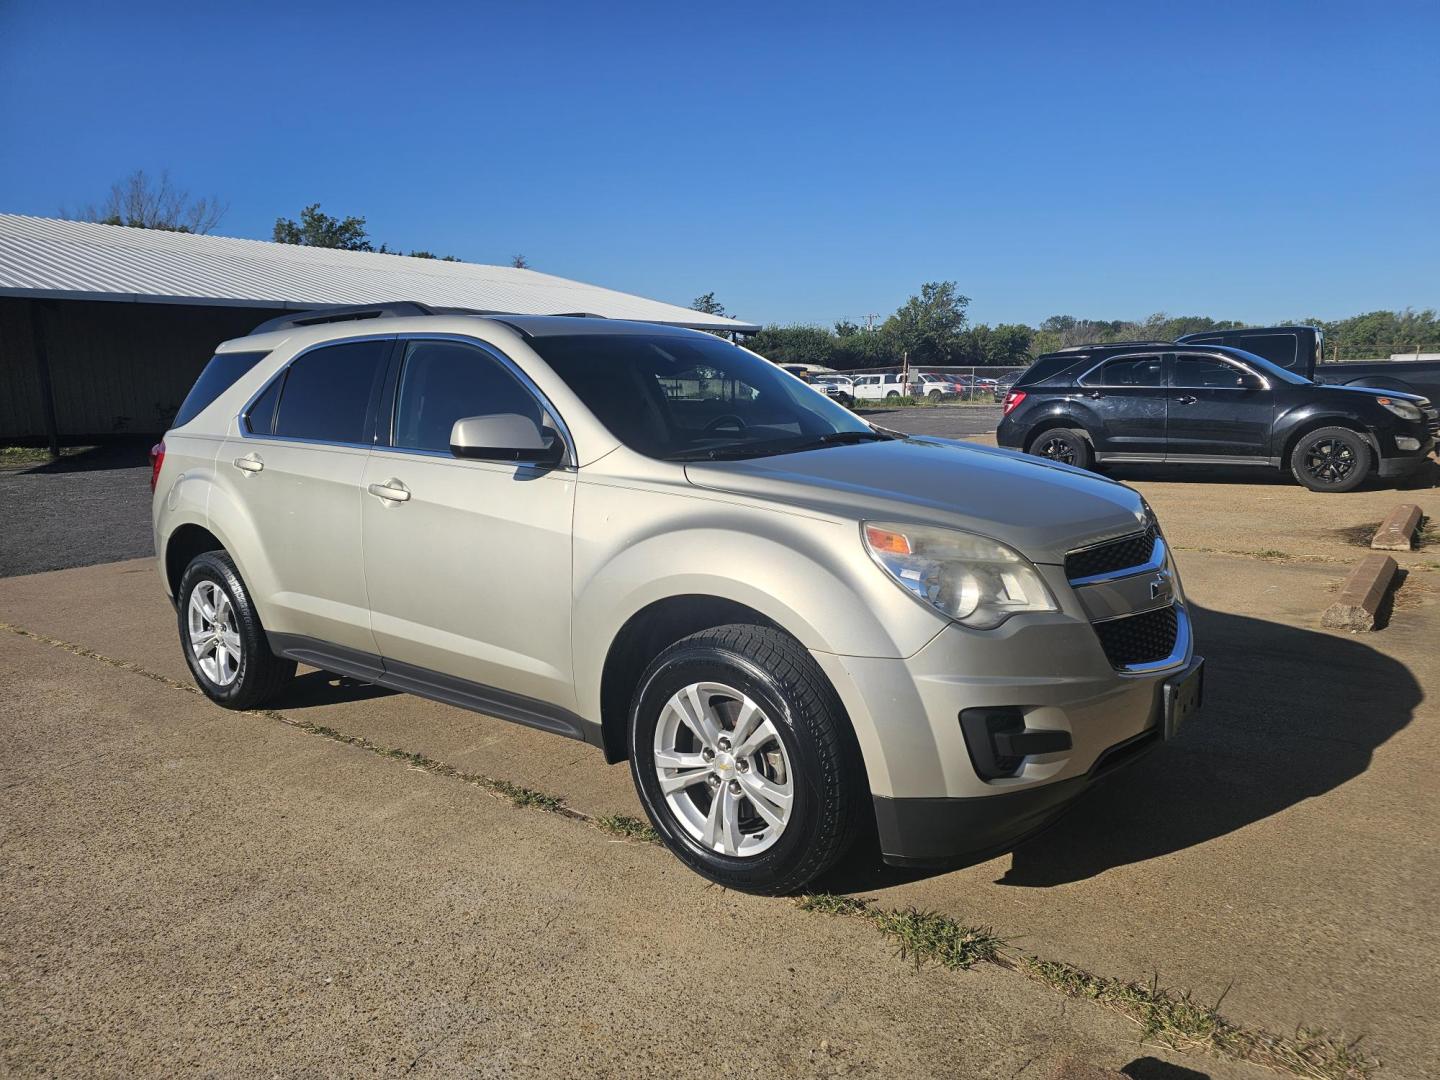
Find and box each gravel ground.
[0,443,154,577]
[857,403,1002,438]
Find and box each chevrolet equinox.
[152,303,1203,894]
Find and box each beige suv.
[153,303,1202,893]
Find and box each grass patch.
[796,893,1377,1079]
[595,814,660,843]
[871,907,1004,970]
[0,445,92,467]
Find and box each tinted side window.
[273,340,390,444]
[1173,357,1250,389]
[173,351,268,428]
[244,375,283,435]
[1237,334,1297,369]
[392,341,545,453]
[1084,356,1162,387]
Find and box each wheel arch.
[597,595,784,763]
[1022,414,1094,453]
[1278,414,1378,468]
[164,523,227,599]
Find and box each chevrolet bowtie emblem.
[1149,571,1173,602]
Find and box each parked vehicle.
[1176,325,1440,402]
[811,374,855,406]
[850,372,908,401]
[154,303,1202,893]
[907,372,958,401]
[997,340,1437,492]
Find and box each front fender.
[570,483,946,724]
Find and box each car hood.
[1313,383,1430,404]
[684,436,1147,566]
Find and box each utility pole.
[862,313,880,332]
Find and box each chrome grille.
[1093,606,1180,668]
[1066,521,1158,582]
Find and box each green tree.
[273,204,373,250]
[881,282,971,364]
[744,324,834,366]
[691,292,726,316]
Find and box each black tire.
[1289,426,1372,492]
[885,390,901,399]
[628,624,865,895]
[838,393,853,408]
[927,389,943,402]
[176,550,296,710]
[1028,427,1094,470]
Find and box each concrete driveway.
[3,464,1438,1076]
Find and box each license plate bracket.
[1162,658,1204,740]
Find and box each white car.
[851,373,908,401]
[907,373,959,401]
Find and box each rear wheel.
[1289,426,1372,492]
[628,625,864,894]
[1028,427,1094,470]
[885,390,901,399]
[177,551,296,709]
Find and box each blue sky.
[1,0,1436,328]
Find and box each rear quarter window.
[172,351,269,429]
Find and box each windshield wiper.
[669,429,892,462]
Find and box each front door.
[1166,354,1274,460]
[361,338,577,709]
[1075,353,1168,458]
[219,336,392,656]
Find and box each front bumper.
[1377,437,1435,477]
[873,725,1161,866]
[809,556,1198,866]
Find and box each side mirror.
[449,414,565,466]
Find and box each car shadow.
[270,669,397,710]
[815,603,1419,892]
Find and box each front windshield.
[531,332,881,460]
[1214,345,1312,385]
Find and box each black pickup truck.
[1176,326,1440,401]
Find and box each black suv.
[997,342,1438,492]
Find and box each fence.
[818,365,1028,403]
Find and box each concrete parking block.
[1322,553,1399,631]
[1371,502,1423,551]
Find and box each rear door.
[222,336,392,656]
[1074,353,1168,458]
[1166,354,1274,460]
[360,337,577,708]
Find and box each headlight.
[862,521,1057,629]
[1376,396,1423,421]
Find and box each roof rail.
[1054,339,1173,353]
[248,302,610,337]
[249,302,442,336]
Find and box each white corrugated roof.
[0,213,757,332]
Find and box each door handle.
[233,453,264,474]
[368,480,411,503]
[1176,395,1198,405]
[1086,390,1104,400]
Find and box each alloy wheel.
[1302,437,1356,485]
[1037,436,1078,465]
[187,580,241,686]
[652,681,794,857]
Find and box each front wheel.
[928,389,943,402]
[628,625,865,894]
[1028,427,1094,470]
[1290,427,1372,492]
